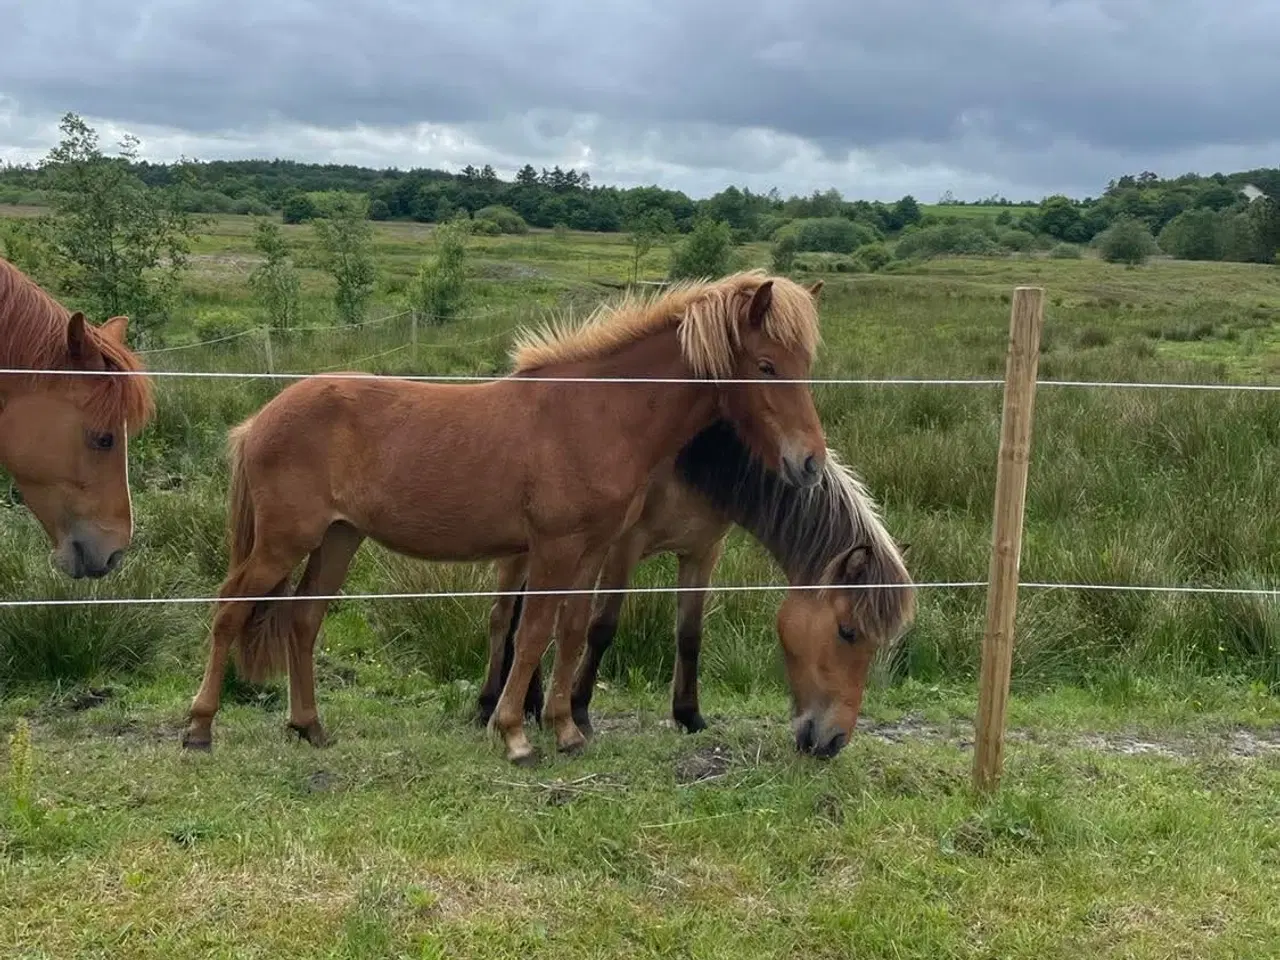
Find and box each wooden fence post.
[410,310,419,349]
[262,326,275,375]
[972,286,1045,794]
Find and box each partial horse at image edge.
[0,256,153,578]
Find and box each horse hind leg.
[570,533,645,737]
[182,543,306,751]
[670,539,723,734]
[285,522,364,747]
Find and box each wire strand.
[8,579,1280,609]
[11,365,1280,391]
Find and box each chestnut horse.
[480,419,916,758]
[181,270,827,764]
[0,257,153,578]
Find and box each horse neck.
[557,327,724,469]
[674,420,858,586]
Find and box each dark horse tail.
[225,419,294,684]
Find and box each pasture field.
[3,209,1280,957]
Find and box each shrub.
[410,219,469,323]
[1158,208,1224,261]
[999,229,1037,253]
[777,217,881,254]
[475,205,529,235]
[193,307,256,343]
[1098,216,1158,265]
[894,224,1000,259]
[771,231,799,272]
[855,242,892,272]
[668,217,735,280]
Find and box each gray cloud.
[2,0,1278,200]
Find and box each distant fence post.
[262,326,275,375]
[972,286,1045,795]
[410,310,419,349]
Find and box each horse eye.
[88,431,115,451]
[837,624,857,643]
[757,359,777,376]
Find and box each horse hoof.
[180,725,212,751]
[674,709,708,734]
[556,724,588,755]
[289,722,328,747]
[571,711,595,739]
[508,746,539,767]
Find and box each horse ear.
[746,280,774,330]
[66,312,103,369]
[99,315,129,345]
[824,543,873,586]
[808,280,824,300]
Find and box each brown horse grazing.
[0,257,154,578]
[479,418,916,759]
[181,270,828,764]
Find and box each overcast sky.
[1,0,1277,202]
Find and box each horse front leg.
[489,536,603,764]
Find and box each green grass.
[919,204,1023,221]
[3,208,1280,957]
[2,681,1279,958]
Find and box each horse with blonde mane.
[181,270,827,764]
[0,257,154,578]
[479,418,916,759]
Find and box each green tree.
[281,190,317,224]
[248,219,301,330]
[668,217,735,280]
[627,211,672,284]
[311,193,376,324]
[771,230,799,272]
[36,112,204,343]
[1157,208,1223,261]
[410,219,469,324]
[1098,216,1158,265]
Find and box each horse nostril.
[795,717,816,753]
[803,454,817,476]
[106,549,124,572]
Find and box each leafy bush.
[668,217,735,280]
[776,217,880,254]
[894,224,1000,259]
[193,307,256,343]
[771,231,799,272]
[999,229,1037,253]
[248,219,300,330]
[1098,216,1158,265]
[410,219,470,323]
[1158,208,1224,261]
[475,205,529,234]
[855,242,892,272]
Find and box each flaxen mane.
[510,270,821,378]
[0,257,154,427]
[675,419,915,643]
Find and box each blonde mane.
[0,256,154,428]
[510,270,822,378]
